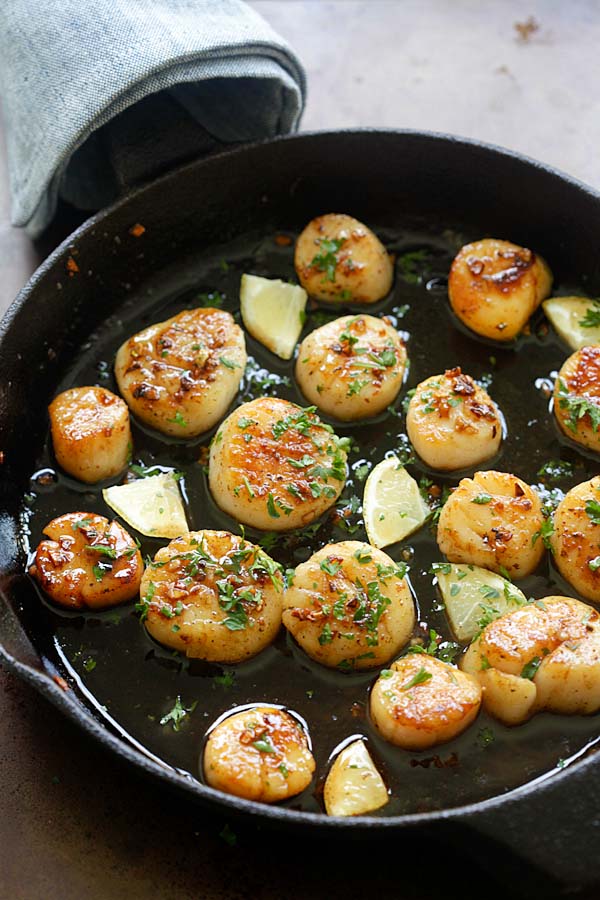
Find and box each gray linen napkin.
[0,0,305,237]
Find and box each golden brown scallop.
[406,367,502,470]
[31,512,143,610]
[370,654,482,750]
[140,530,283,663]
[436,470,544,578]
[554,345,600,453]
[461,596,600,724]
[448,238,552,341]
[295,214,393,303]
[550,476,600,602]
[295,314,406,420]
[282,541,415,670]
[208,397,348,531]
[203,706,315,803]
[49,386,131,483]
[115,307,246,437]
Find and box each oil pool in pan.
[21,222,600,817]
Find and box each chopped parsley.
[537,459,574,482]
[135,581,155,621]
[401,667,433,690]
[368,348,396,368]
[92,560,112,581]
[319,622,333,645]
[267,493,280,518]
[585,498,600,525]
[167,410,188,428]
[213,670,236,689]
[217,579,260,631]
[197,290,225,308]
[532,517,555,550]
[310,237,345,282]
[160,696,197,731]
[252,737,276,754]
[89,544,117,558]
[347,378,369,397]
[72,517,93,531]
[557,378,600,433]
[579,301,600,328]
[272,406,319,439]
[320,558,342,576]
[521,656,542,680]
[219,824,237,847]
[354,547,372,564]
[354,462,370,482]
[477,727,495,748]
[471,493,492,505]
[397,249,430,285]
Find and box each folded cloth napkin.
[0,0,305,237]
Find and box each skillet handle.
[456,767,600,894]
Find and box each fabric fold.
[0,0,305,236]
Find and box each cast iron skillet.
[2,130,600,892]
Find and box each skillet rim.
[2,126,600,832]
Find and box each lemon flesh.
[324,740,388,817]
[240,274,307,360]
[363,456,429,549]
[103,473,188,539]
[543,296,600,350]
[434,562,527,642]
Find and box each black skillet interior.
[2,131,600,885]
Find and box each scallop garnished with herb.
[139,530,283,663]
[115,307,246,438]
[282,541,415,670]
[407,367,502,470]
[203,706,315,803]
[208,397,348,531]
[31,512,143,610]
[296,314,406,421]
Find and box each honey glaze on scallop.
[20,222,600,817]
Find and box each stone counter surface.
[1,2,599,897]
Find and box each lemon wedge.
[433,562,526,642]
[103,473,188,539]
[543,296,600,350]
[363,456,429,548]
[324,740,388,817]
[240,274,307,360]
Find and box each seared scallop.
[406,367,502,470]
[208,397,348,531]
[437,470,544,578]
[203,706,315,803]
[554,345,600,452]
[370,654,482,750]
[282,541,415,670]
[115,307,246,438]
[140,530,283,663]
[295,314,406,420]
[448,238,552,341]
[30,512,143,610]
[462,596,600,724]
[295,214,393,304]
[550,476,600,602]
[49,386,131,483]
